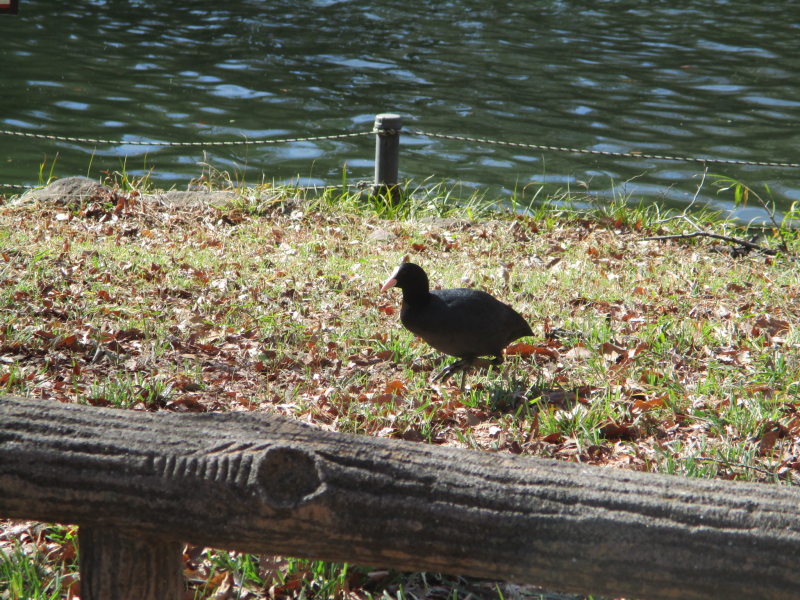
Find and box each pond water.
[2,0,799,219]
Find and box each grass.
[1,170,799,600]
[0,523,79,600]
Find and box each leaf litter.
[1,182,799,600]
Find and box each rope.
[3,124,798,191]
[407,130,800,169]
[1,181,373,192]
[295,180,372,191]
[0,130,373,147]
[3,126,797,167]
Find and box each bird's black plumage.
[381,262,532,387]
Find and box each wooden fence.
[1,395,799,600]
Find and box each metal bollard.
[372,113,402,199]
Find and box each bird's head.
[380,262,429,294]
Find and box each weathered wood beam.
[1,395,799,600]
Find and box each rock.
[368,228,395,242]
[15,176,111,208]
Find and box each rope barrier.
[0,181,372,192]
[407,130,800,169]
[0,130,373,147]
[3,125,797,167]
[2,121,798,191]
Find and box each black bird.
[381,262,533,389]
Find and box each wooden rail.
[1,395,799,600]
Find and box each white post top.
[374,114,403,130]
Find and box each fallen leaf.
[599,421,637,440]
[753,315,790,337]
[506,343,559,360]
[465,411,481,427]
[601,342,627,362]
[758,428,780,455]
[401,428,425,442]
[385,379,406,395]
[633,397,666,413]
[727,282,750,293]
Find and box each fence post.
[79,526,183,600]
[372,113,402,199]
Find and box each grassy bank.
[1,176,798,600]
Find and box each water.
[2,0,800,220]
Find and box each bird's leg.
[432,358,473,385]
[433,355,505,391]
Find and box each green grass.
[1,171,799,599]
[0,524,79,600]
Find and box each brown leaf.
[546,256,562,269]
[753,315,790,337]
[401,428,425,442]
[601,342,627,362]
[575,385,600,403]
[86,397,111,407]
[633,397,666,413]
[758,428,780,455]
[599,421,637,440]
[385,379,406,395]
[116,328,145,342]
[506,343,559,360]
[465,411,481,427]
[378,304,395,315]
[726,282,750,293]
[374,393,393,405]
[56,335,81,352]
[168,397,207,413]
